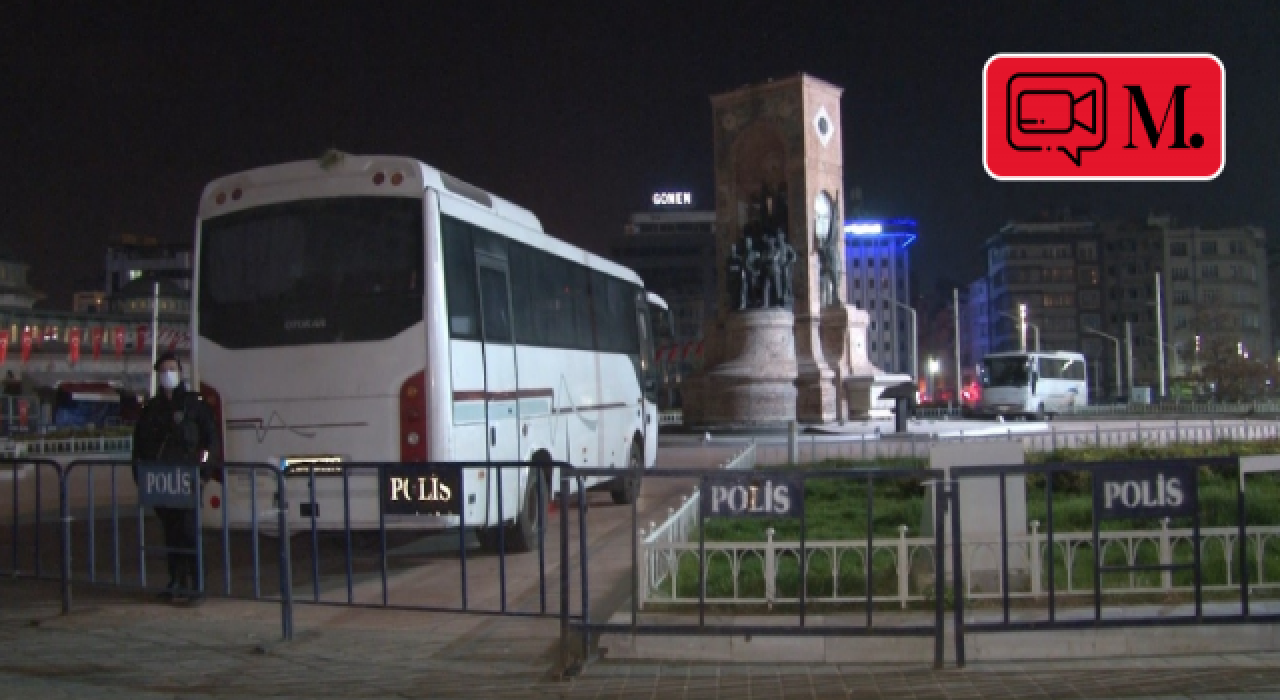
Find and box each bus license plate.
[381,467,463,517]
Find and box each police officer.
[132,352,220,603]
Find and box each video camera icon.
[1007,73,1107,167]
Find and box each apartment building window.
[1202,264,1219,279]
[1174,314,1188,330]
[1229,240,1248,255]
[1171,266,1189,281]
[1080,313,1101,330]
[1077,243,1097,261]
[1079,290,1100,309]
[1170,242,1188,257]
[1080,267,1099,285]
[1046,267,1074,282]
[1243,312,1261,330]
[1203,288,1219,304]
[1173,288,1191,305]
[1043,293,1074,308]
[1201,241,1218,255]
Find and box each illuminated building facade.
[843,218,915,375]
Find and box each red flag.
[91,327,103,360]
[0,330,7,364]
[113,327,125,356]
[20,328,32,364]
[17,399,28,429]
[136,325,149,355]
[68,328,82,366]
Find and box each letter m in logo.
[1124,85,1192,149]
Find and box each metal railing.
[752,420,1280,464]
[582,464,955,668]
[3,457,589,654]
[19,435,132,456]
[667,403,1280,424]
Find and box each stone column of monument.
[683,74,848,427]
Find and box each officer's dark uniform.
[132,359,220,598]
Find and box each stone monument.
[684,74,849,427]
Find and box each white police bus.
[193,153,659,551]
[976,351,1088,420]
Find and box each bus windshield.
[199,196,423,349]
[981,356,1030,388]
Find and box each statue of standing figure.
[742,237,761,308]
[726,243,748,311]
[817,192,844,307]
[760,235,782,308]
[778,230,797,306]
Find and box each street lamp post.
[1083,327,1123,400]
[888,299,918,380]
[999,311,1040,353]
[953,287,962,407]
[1154,273,1166,399]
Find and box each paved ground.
[4,579,1280,699]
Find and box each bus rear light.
[400,371,427,462]
[232,188,243,201]
[373,172,386,186]
[210,495,221,509]
[215,192,226,205]
[390,172,404,186]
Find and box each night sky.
[6,2,1278,308]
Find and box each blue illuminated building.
[844,218,915,375]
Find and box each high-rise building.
[843,218,915,374]
[105,234,193,297]
[980,215,1103,389]
[1154,216,1271,377]
[611,199,717,408]
[976,212,1272,399]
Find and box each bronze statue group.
[726,182,844,312]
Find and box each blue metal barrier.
[7,458,583,645]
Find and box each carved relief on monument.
[730,122,788,194]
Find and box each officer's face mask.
[159,370,182,391]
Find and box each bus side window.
[442,217,479,339]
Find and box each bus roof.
[199,153,644,287]
[645,291,669,311]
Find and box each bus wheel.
[479,469,545,554]
[610,441,644,505]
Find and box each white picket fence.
[639,521,1280,609]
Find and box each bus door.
[475,255,520,470]
[636,293,657,461]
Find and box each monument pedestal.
[683,310,798,429]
